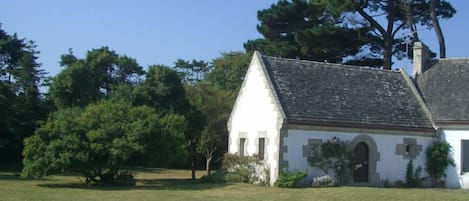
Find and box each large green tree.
[205,51,250,91]
[22,100,186,183]
[185,83,234,175]
[49,47,144,108]
[351,0,456,69]
[135,65,189,114]
[0,25,48,161]
[245,0,377,66]
[174,59,210,84]
[182,52,250,175]
[135,64,204,179]
[247,0,456,69]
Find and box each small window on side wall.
[258,138,265,160]
[239,138,246,156]
[462,140,469,173]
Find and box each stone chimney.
[412,41,430,77]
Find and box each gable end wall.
[227,52,284,185]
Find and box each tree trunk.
[383,36,393,70]
[430,0,446,58]
[382,0,396,70]
[190,141,197,180]
[205,154,212,176]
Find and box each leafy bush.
[312,175,336,187]
[308,137,352,185]
[381,179,392,188]
[200,170,227,183]
[221,153,267,184]
[405,160,422,188]
[425,141,455,187]
[21,101,187,184]
[395,180,406,188]
[274,170,307,188]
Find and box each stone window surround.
[236,131,269,160]
[238,132,248,156]
[395,138,423,160]
[303,139,322,158]
[255,131,268,161]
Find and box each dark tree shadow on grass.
[0,172,55,181]
[37,178,232,191]
[0,172,21,181]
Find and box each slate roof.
[261,55,434,131]
[416,58,469,123]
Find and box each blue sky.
[1,0,468,77]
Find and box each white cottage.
[414,42,469,188]
[228,42,469,187]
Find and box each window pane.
[240,138,246,156]
[258,138,265,160]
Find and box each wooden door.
[353,142,369,182]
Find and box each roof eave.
[434,120,469,125]
[287,119,436,134]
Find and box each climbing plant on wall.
[425,141,455,187]
[308,137,352,185]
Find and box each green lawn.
[1,168,469,201]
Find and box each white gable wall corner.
[439,128,469,188]
[227,51,285,185]
[282,128,434,186]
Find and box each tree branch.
[356,7,386,37]
[392,22,406,38]
[385,0,395,37]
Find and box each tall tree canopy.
[182,52,251,175]
[246,0,456,69]
[174,59,210,84]
[244,0,377,66]
[135,64,205,177]
[49,47,144,108]
[0,25,48,161]
[205,51,250,91]
[135,65,189,114]
[351,0,455,69]
[187,83,233,176]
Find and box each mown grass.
[1,168,469,201]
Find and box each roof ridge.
[438,57,469,60]
[262,55,399,73]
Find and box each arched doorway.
[353,142,369,182]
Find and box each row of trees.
[0,23,250,182]
[27,48,249,182]
[0,22,251,182]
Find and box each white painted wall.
[284,129,434,185]
[227,53,284,185]
[440,128,469,188]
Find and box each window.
[239,138,246,156]
[258,138,265,160]
[405,144,412,154]
[462,140,469,173]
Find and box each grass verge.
[1,169,469,201]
